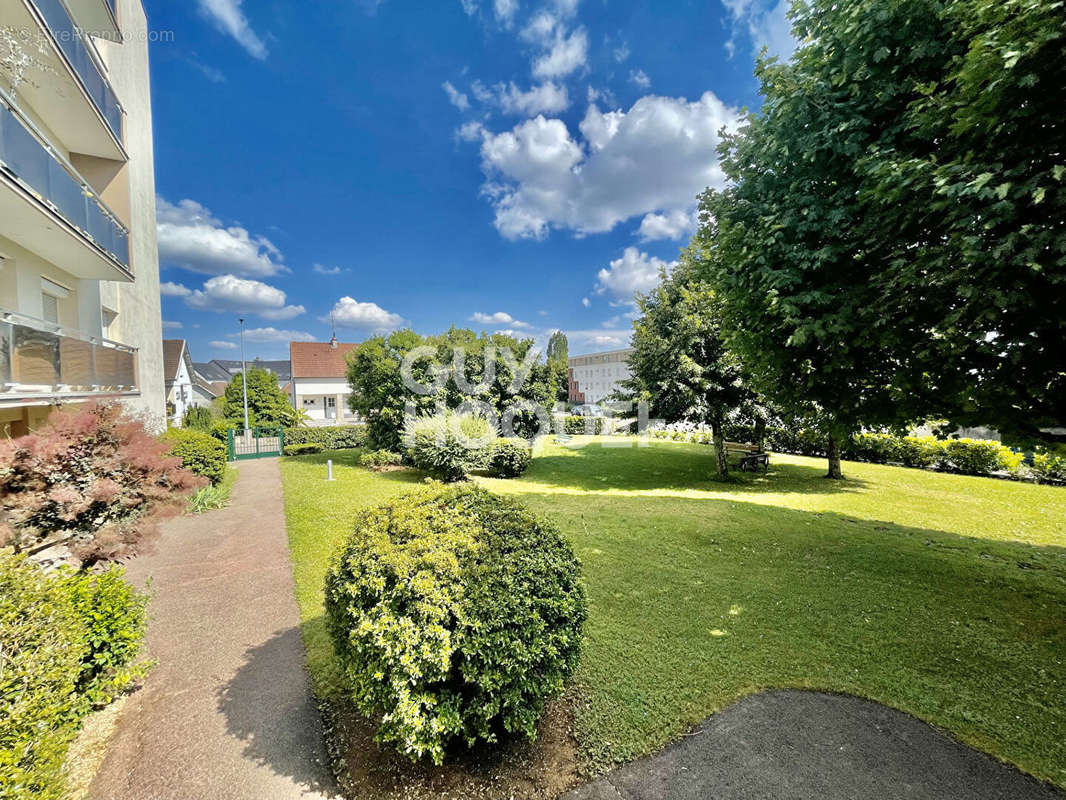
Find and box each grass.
[280,439,1066,790]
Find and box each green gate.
[227,427,284,461]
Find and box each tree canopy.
[621,250,753,475]
[546,330,570,402]
[347,328,556,449]
[222,367,298,429]
[697,0,1065,476]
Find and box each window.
[41,292,59,324]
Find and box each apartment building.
[0,0,164,436]
[290,338,361,425]
[568,347,634,404]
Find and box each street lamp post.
[239,317,250,439]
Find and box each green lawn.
[280,439,1066,789]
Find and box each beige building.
[568,347,634,404]
[290,338,361,426]
[0,0,164,436]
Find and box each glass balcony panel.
[0,102,130,270]
[94,343,134,389]
[30,0,122,143]
[13,325,60,387]
[0,323,11,385]
[59,336,93,389]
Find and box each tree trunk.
[712,418,728,478]
[754,415,767,452]
[826,433,844,479]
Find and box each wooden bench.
[725,441,770,473]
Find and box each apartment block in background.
[0,0,164,435]
[568,347,635,404]
[290,337,361,425]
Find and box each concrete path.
[567,691,1062,800]
[90,458,337,800]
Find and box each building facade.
[0,0,164,436]
[163,340,217,427]
[568,348,635,405]
[290,338,360,425]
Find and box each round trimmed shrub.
[163,428,227,485]
[324,486,586,764]
[403,413,496,482]
[359,449,402,470]
[487,438,532,478]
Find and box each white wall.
[293,377,356,423]
[167,354,192,426]
[97,0,165,431]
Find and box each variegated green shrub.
[323,485,586,764]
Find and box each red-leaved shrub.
[0,402,205,565]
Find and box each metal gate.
[226,427,284,461]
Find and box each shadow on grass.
[523,443,868,495]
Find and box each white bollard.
[326,459,335,481]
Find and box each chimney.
[329,335,338,350]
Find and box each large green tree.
[546,330,570,402]
[698,0,1065,478]
[621,250,753,477]
[347,328,556,449]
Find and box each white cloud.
[565,328,631,352]
[493,0,519,27]
[532,26,588,79]
[160,281,192,297]
[442,81,471,111]
[209,340,239,350]
[628,69,651,89]
[457,120,488,142]
[157,197,286,278]
[475,92,740,239]
[195,0,267,59]
[581,297,591,308]
[470,311,531,328]
[162,320,183,330]
[495,81,569,115]
[613,41,630,63]
[239,327,316,343]
[725,0,796,61]
[185,275,305,320]
[312,264,344,275]
[330,297,405,331]
[552,0,579,16]
[460,0,478,14]
[638,209,695,241]
[596,247,671,303]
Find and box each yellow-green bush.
[162,428,226,485]
[0,556,149,800]
[324,486,586,764]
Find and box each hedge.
[283,443,323,457]
[359,449,402,470]
[324,486,586,764]
[559,415,607,435]
[162,428,227,485]
[650,425,1029,480]
[281,425,367,450]
[402,413,495,482]
[0,556,149,800]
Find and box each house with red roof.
[289,337,361,425]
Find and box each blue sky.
[148,0,793,359]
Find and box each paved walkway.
[567,690,1061,800]
[90,458,337,800]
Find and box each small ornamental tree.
[621,250,753,477]
[222,367,298,429]
[546,330,570,402]
[0,402,204,565]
